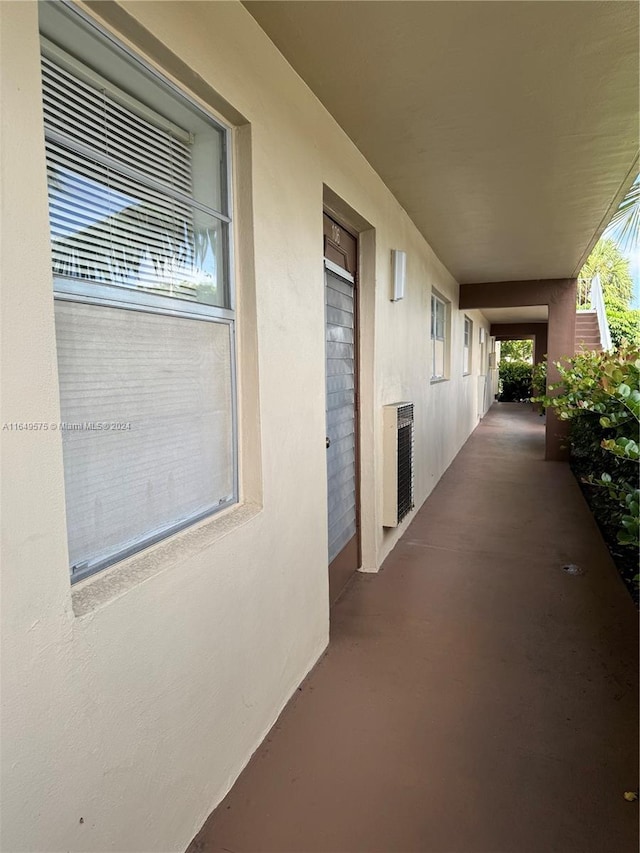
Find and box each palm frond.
[604,175,640,253]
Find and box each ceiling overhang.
[245,1,639,285]
[483,306,548,325]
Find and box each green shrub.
[500,339,533,361]
[569,410,636,540]
[532,359,547,399]
[533,345,639,598]
[498,360,533,401]
[607,306,640,349]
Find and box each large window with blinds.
[39,3,237,581]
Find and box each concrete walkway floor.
[189,404,639,853]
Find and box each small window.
[463,316,472,374]
[431,293,447,380]
[40,4,237,581]
[479,327,486,373]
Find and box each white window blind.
[41,51,194,193]
[55,302,234,579]
[40,9,236,581]
[41,45,228,309]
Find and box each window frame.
[40,25,236,318]
[430,291,448,381]
[40,3,239,581]
[463,315,472,375]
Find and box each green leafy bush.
[606,306,640,349]
[500,339,533,361]
[533,345,639,598]
[498,360,533,401]
[531,359,547,400]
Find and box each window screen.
[56,302,234,578]
[40,5,236,580]
[41,43,228,309]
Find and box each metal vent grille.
[396,404,414,523]
[382,402,414,527]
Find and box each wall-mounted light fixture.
[390,250,406,302]
[479,328,486,344]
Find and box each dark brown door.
[323,213,359,604]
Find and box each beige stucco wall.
[0,2,490,851]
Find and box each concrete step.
[575,311,602,351]
[576,342,602,351]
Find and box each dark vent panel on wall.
[382,402,415,527]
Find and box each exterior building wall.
[0,2,490,851]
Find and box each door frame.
[322,186,377,579]
[323,211,361,603]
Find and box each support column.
[533,323,549,412]
[534,326,548,366]
[545,279,577,461]
[532,326,548,414]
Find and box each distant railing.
[577,274,612,351]
[576,276,592,311]
[590,274,613,351]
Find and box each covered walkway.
[190,404,638,853]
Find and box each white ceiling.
[245,1,639,285]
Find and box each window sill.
[71,501,262,618]
[430,376,449,384]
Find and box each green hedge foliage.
[534,345,639,599]
[498,360,533,402]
